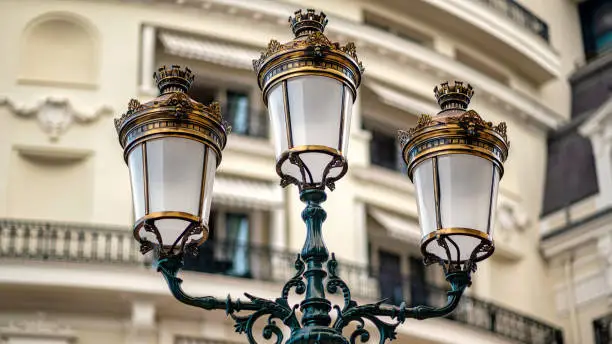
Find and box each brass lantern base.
[134,211,209,257]
[277,145,347,191]
[421,227,494,274]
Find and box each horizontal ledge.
[14,144,94,161]
[17,77,98,90]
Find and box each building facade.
[540,0,612,343]
[0,0,582,343]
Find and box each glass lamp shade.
[400,81,509,269]
[128,137,217,254]
[413,154,500,263]
[266,76,354,189]
[116,65,228,257]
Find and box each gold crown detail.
[434,81,474,110]
[154,65,195,94]
[289,9,328,36]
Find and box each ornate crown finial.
[153,65,195,95]
[289,9,328,37]
[433,81,474,111]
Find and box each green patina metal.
[156,189,472,344]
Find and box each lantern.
[115,65,229,256]
[253,9,364,191]
[400,81,509,270]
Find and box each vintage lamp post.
[116,9,509,344]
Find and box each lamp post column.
[287,189,347,344]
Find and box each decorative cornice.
[398,110,508,146]
[252,31,363,73]
[114,93,224,134]
[0,313,76,339]
[0,96,112,140]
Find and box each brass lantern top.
[399,81,510,180]
[253,9,364,103]
[115,65,229,163]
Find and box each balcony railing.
[222,105,269,139]
[594,313,612,344]
[476,0,550,43]
[0,219,563,343]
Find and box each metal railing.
[221,104,269,139]
[0,219,563,343]
[0,218,147,265]
[476,0,550,42]
[594,313,612,344]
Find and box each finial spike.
[434,80,474,111]
[289,9,328,37]
[153,65,195,95]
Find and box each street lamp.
[400,81,509,273]
[116,9,509,344]
[253,9,363,191]
[115,65,229,257]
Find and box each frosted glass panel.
[413,159,436,238]
[267,83,289,158]
[200,147,217,226]
[340,87,354,154]
[147,137,205,216]
[128,144,145,220]
[287,76,343,148]
[438,154,494,232]
[488,167,501,238]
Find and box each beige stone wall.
[0,0,582,341]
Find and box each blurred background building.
[0,0,602,343]
[540,0,612,343]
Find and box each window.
[184,210,251,277]
[187,84,268,138]
[579,0,612,59]
[224,212,250,276]
[366,125,405,173]
[226,91,250,135]
[378,250,403,305]
[188,84,216,105]
[408,256,428,305]
[594,4,612,54]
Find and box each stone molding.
[0,96,112,140]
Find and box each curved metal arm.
[328,253,472,344]
[364,271,470,321]
[156,255,302,344]
[156,256,258,312]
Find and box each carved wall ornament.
[0,313,75,339]
[0,96,112,140]
[497,201,530,234]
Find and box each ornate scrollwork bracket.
[155,189,472,344]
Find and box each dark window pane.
[226,91,250,135]
[188,84,216,105]
[225,212,250,277]
[370,129,400,171]
[378,250,403,305]
[409,256,429,305]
